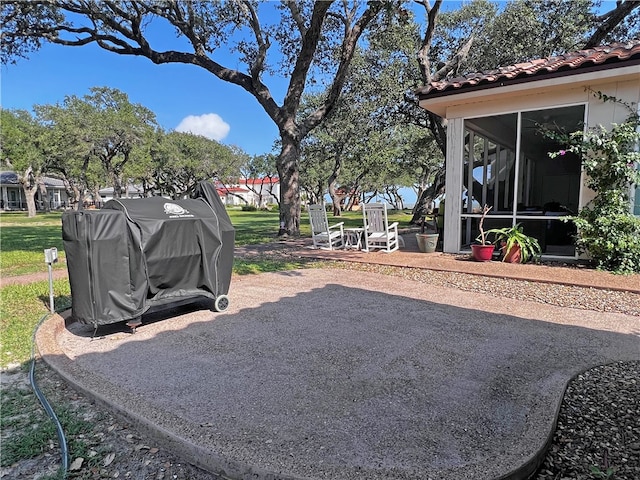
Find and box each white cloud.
[175,113,230,141]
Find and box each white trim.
[512,111,522,221]
[447,101,589,124]
[443,118,464,253]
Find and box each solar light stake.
[44,248,58,313]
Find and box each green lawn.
[229,206,414,241]
[0,208,414,277]
[1,212,68,276]
[0,206,414,368]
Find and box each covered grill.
[62,182,234,327]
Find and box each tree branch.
[284,0,307,36]
[415,0,442,84]
[239,0,270,84]
[300,1,385,136]
[281,1,333,127]
[432,34,474,81]
[584,0,640,48]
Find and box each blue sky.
[1,23,285,156]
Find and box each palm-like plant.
[486,223,541,263]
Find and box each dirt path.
[1,268,69,287]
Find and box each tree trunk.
[72,185,81,210]
[410,164,446,224]
[328,180,343,217]
[113,172,124,199]
[19,167,39,217]
[93,186,102,208]
[276,136,301,236]
[38,181,51,212]
[327,148,344,216]
[22,182,38,217]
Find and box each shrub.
[241,204,258,211]
[572,209,640,274]
[549,92,640,274]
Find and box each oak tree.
[1,0,387,235]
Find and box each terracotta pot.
[471,244,494,262]
[501,242,522,263]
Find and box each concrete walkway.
[37,266,639,480]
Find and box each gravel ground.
[330,260,640,316]
[536,361,640,480]
[2,249,639,479]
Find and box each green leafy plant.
[486,223,541,263]
[590,465,616,479]
[548,92,640,274]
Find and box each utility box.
[62,182,234,327]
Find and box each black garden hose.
[30,312,69,479]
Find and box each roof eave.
[418,61,640,118]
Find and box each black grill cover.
[62,182,234,326]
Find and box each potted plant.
[486,223,541,263]
[416,215,439,253]
[471,205,495,261]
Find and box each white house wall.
[583,78,640,206]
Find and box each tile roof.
[417,40,640,98]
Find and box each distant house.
[0,171,69,211]
[217,178,280,207]
[416,40,640,258]
[98,185,146,203]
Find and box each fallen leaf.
[103,452,116,466]
[69,457,84,471]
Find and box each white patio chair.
[308,204,345,250]
[362,203,399,253]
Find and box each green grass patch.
[228,209,284,244]
[0,375,96,471]
[0,212,65,226]
[233,257,319,275]
[1,212,67,277]
[0,390,57,467]
[0,279,71,369]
